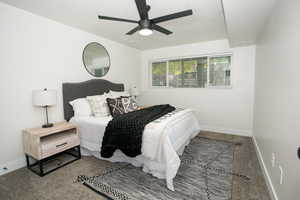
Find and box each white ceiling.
[222,0,276,47]
[0,0,276,50]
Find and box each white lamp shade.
[131,87,139,96]
[32,89,57,106]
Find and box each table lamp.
[131,86,139,99]
[32,88,57,128]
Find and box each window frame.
[149,52,233,89]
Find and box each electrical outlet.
[271,153,275,167]
[279,165,283,185]
[0,167,8,174]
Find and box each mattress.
[71,114,189,153]
[70,116,112,152]
[70,108,200,191]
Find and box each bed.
[63,79,200,191]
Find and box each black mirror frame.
[82,42,111,77]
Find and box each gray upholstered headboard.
[62,79,124,121]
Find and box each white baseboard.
[200,125,252,137]
[0,157,26,176]
[252,136,279,200]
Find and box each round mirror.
[82,42,110,77]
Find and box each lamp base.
[42,123,53,128]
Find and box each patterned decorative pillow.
[121,96,138,113]
[106,98,125,117]
[86,93,111,117]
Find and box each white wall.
[0,2,141,174]
[140,40,256,136]
[253,0,300,199]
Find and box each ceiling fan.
[98,0,193,36]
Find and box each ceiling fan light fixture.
[139,28,153,36]
[98,0,192,36]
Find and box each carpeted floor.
[80,137,237,200]
[0,131,271,200]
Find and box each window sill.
[149,86,233,90]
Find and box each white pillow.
[109,90,130,98]
[86,93,111,117]
[69,98,92,117]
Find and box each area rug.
[76,137,250,200]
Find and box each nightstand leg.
[39,160,44,176]
[78,146,81,158]
[25,155,30,168]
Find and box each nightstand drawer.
[41,132,80,159]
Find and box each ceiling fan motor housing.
[139,19,151,29]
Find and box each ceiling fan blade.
[152,25,173,35]
[126,26,140,35]
[151,9,193,24]
[135,0,149,19]
[98,15,138,23]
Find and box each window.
[209,56,231,87]
[151,54,231,88]
[152,62,167,86]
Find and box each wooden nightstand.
[23,122,81,176]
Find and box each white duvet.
[70,108,200,191]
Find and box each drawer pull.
[56,142,68,148]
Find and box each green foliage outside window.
[151,55,231,88]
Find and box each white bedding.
[70,108,200,191]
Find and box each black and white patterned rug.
[76,137,250,200]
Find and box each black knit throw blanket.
[101,104,176,158]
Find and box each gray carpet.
[0,132,272,200]
[77,137,250,200]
